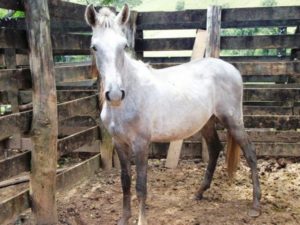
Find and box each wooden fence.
[0,0,299,224]
[0,1,101,224]
[134,6,300,158]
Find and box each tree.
[261,0,277,6]
[176,0,185,11]
[86,0,142,9]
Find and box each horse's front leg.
[114,140,132,225]
[133,139,149,225]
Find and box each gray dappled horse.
[85,4,261,225]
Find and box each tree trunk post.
[202,5,222,163]
[24,0,58,224]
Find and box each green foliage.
[261,0,277,6]
[176,0,185,11]
[0,9,25,18]
[86,0,142,9]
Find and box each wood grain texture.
[24,0,58,223]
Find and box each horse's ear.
[85,4,97,27]
[116,4,130,26]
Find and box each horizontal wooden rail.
[0,153,101,224]
[0,2,299,28]
[187,129,300,143]
[0,0,87,21]
[0,64,93,90]
[144,56,293,65]
[0,126,101,182]
[0,18,89,32]
[243,115,299,130]
[0,29,91,51]
[0,95,99,141]
[150,61,300,76]
[57,126,100,157]
[243,106,293,115]
[151,142,300,159]
[0,151,30,181]
[57,95,99,122]
[136,6,300,30]
[19,90,96,105]
[135,34,300,52]
[244,87,300,102]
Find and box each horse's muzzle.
[105,89,125,105]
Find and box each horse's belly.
[150,105,211,142]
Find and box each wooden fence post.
[24,1,58,224]
[165,29,207,169]
[205,5,222,58]
[202,5,222,163]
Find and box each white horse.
[85,4,261,225]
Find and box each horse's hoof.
[248,207,261,217]
[194,193,203,201]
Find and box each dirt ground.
[14,157,300,225]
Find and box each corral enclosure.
[0,0,299,224]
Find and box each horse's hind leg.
[218,114,261,217]
[195,116,223,200]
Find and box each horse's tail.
[226,133,240,179]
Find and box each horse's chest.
[100,106,139,138]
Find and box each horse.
[85,4,261,225]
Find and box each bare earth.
[50,157,300,225]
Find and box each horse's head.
[85,4,130,106]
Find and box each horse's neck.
[123,54,152,89]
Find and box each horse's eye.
[124,44,129,50]
[91,45,97,51]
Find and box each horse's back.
[147,57,244,142]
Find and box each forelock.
[96,7,117,29]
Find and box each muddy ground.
[15,157,300,225]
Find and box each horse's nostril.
[105,91,111,101]
[121,90,125,100]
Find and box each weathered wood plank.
[144,56,292,64]
[0,151,30,182]
[0,18,89,32]
[136,6,300,30]
[0,96,99,142]
[0,68,31,90]
[56,90,97,103]
[0,0,86,21]
[0,111,32,141]
[56,153,101,191]
[243,88,300,102]
[25,0,58,223]
[0,64,93,90]
[0,28,28,49]
[150,61,300,76]
[57,126,100,157]
[0,153,101,224]
[0,190,30,225]
[243,106,293,115]
[188,129,300,143]
[243,115,300,130]
[135,35,300,52]
[55,64,92,82]
[222,34,300,50]
[151,141,300,158]
[51,33,91,51]
[232,61,300,76]
[57,95,99,122]
[0,29,91,51]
